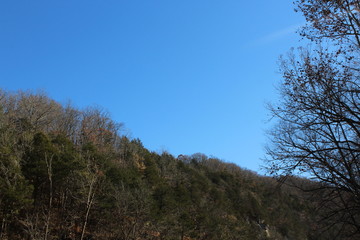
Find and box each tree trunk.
[80,175,97,240]
[44,153,53,240]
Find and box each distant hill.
[0,89,336,239]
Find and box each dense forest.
[0,89,343,240]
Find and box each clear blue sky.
[0,0,304,173]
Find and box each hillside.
[0,90,330,239]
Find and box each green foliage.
[0,154,33,215]
[143,153,162,186]
[51,134,83,184]
[106,164,141,188]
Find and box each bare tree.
[79,107,123,149]
[267,0,360,237]
[267,46,360,234]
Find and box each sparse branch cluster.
[297,0,360,47]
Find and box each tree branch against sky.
[266,0,360,237]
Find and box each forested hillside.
[0,90,332,239]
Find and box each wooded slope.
[0,90,330,239]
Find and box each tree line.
[0,89,329,239]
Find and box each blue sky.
[0,0,305,172]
